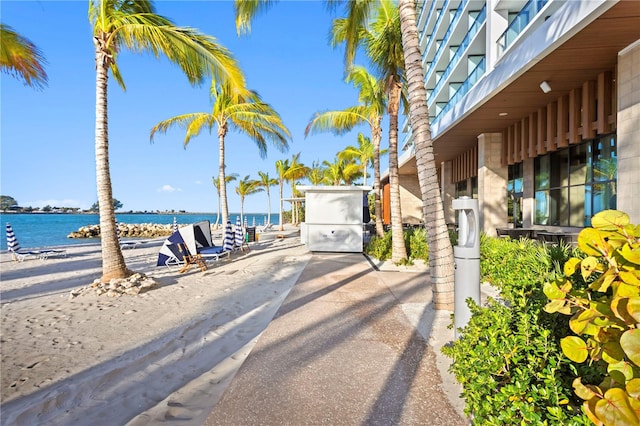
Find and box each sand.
[0,230,309,425]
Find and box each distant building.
[381,0,640,235]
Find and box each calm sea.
[1,213,277,251]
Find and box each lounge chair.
[5,223,67,262]
[177,243,207,273]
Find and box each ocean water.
[1,213,278,251]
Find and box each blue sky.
[1,0,382,214]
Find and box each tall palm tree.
[150,82,291,228]
[257,171,278,225]
[333,0,407,263]
[305,65,386,237]
[235,175,263,227]
[284,153,310,225]
[91,0,247,282]
[398,0,454,310]
[236,0,455,308]
[0,23,47,88]
[275,158,289,231]
[212,173,239,228]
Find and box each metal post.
[452,196,480,338]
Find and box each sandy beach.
[1,228,310,425]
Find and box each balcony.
[423,0,468,85]
[428,4,487,105]
[496,0,548,55]
[432,56,486,125]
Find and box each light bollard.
[452,196,480,338]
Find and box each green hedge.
[442,236,600,424]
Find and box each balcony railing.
[424,0,467,84]
[423,0,451,58]
[419,1,438,48]
[433,56,486,125]
[428,4,486,105]
[497,0,548,55]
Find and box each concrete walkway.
[205,252,468,425]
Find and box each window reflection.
[534,134,616,227]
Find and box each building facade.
[381,0,640,235]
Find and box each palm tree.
[0,23,47,88]
[212,173,239,228]
[150,82,291,228]
[235,0,455,309]
[333,0,407,263]
[307,160,327,185]
[398,0,455,309]
[91,0,247,282]
[257,171,278,225]
[339,132,377,186]
[284,153,310,225]
[235,175,263,227]
[275,158,289,231]
[322,157,362,186]
[305,65,387,237]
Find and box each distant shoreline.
[1,211,216,215]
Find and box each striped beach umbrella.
[252,217,256,227]
[243,217,248,230]
[223,221,235,252]
[173,216,178,233]
[234,216,244,249]
[264,215,267,226]
[6,223,21,252]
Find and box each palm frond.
[305,109,368,137]
[150,112,213,147]
[234,0,278,36]
[0,24,48,88]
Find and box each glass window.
[508,163,523,227]
[534,134,617,227]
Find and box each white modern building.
[381,0,640,235]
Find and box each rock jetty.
[67,223,173,239]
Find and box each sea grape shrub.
[444,235,593,424]
[544,210,640,426]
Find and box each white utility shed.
[298,185,371,252]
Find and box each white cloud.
[157,185,182,193]
[194,180,202,185]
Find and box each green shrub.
[365,226,431,263]
[543,210,640,425]
[443,235,595,424]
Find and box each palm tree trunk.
[94,52,129,282]
[278,180,284,231]
[388,81,407,263]
[266,188,272,225]
[373,118,384,238]
[398,0,454,310]
[218,128,229,226]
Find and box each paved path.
[206,252,468,425]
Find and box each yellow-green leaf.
[544,299,571,315]
[620,329,640,367]
[543,280,569,300]
[602,341,626,364]
[627,297,640,323]
[578,228,610,257]
[620,270,640,286]
[582,257,600,280]
[570,307,603,335]
[627,378,640,399]
[620,244,640,265]
[564,258,581,277]
[611,297,637,324]
[562,336,589,363]
[608,360,635,381]
[591,210,629,230]
[616,282,640,298]
[573,377,601,400]
[594,387,639,426]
